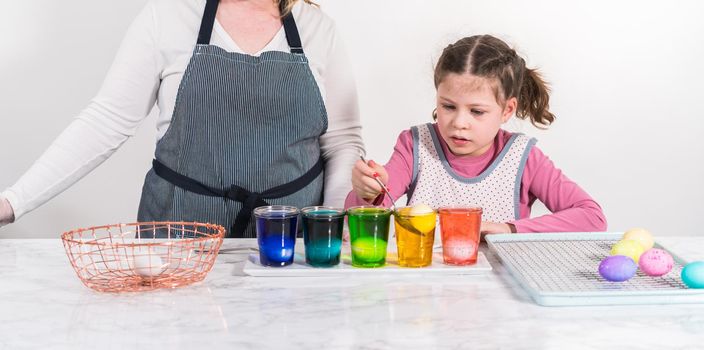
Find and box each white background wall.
[1,0,702,237]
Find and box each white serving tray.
[486,232,704,306]
[243,243,492,277]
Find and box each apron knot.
[229,185,268,237]
[150,158,323,238]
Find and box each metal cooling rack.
[486,233,704,306]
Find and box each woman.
[0,0,364,237]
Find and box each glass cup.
[438,207,483,265]
[301,206,346,267]
[394,206,436,268]
[347,206,392,268]
[253,205,300,267]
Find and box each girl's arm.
[344,130,415,208]
[510,146,608,232]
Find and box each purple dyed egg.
[599,255,637,282]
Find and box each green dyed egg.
[351,236,387,262]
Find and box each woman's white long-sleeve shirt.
[1,0,364,221]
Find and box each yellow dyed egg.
[622,228,654,250]
[610,239,645,263]
[408,204,436,233]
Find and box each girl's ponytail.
[518,67,555,128]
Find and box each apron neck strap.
[197,0,219,45]
[280,2,304,55]
[197,0,305,55]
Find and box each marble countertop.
[1,236,703,350]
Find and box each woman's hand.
[480,221,513,234]
[351,158,389,201]
[0,197,15,227]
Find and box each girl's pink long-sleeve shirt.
[344,126,607,233]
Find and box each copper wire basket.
[61,222,225,293]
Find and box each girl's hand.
[480,221,513,234]
[351,158,389,201]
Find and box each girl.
[346,35,606,233]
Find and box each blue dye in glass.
[256,213,298,267]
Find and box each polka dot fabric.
[408,124,534,223]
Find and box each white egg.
[133,253,166,277]
[409,204,434,215]
[444,238,477,260]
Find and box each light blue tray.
[486,232,704,306]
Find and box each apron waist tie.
[152,158,324,238]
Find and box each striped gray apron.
[137,0,327,238]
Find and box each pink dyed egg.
[638,248,674,277]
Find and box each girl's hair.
[434,35,555,128]
[279,0,317,16]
